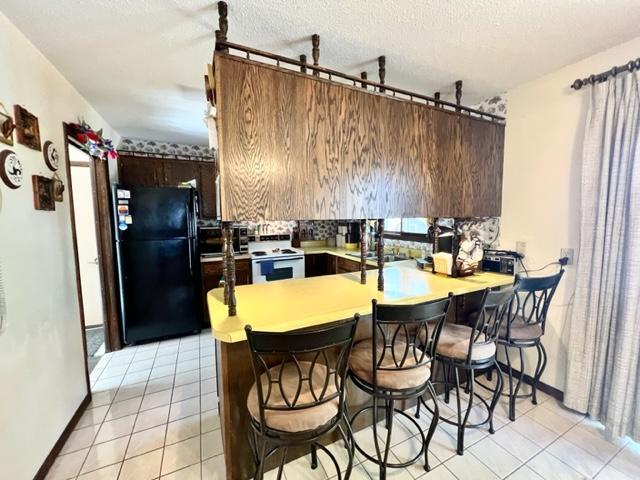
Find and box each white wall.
[501,35,640,392]
[0,13,119,479]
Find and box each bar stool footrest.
[350,405,426,469]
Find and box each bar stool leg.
[444,363,451,404]
[488,360,504,434]
[371,397,385,479]
[276,447,287,480]
[532,342,547,405]
[513,347,525,414]
[424,382,440,471]
[255,438,268,480]
[338,423,353,480]
[504,344,516,421]
[310,444,318,469]
[453,367,474,455]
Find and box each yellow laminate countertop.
[208,263,513,343]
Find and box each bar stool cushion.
[349,340,431,390]
[499,316,543,341]
[247,361,339,433]
[429,324,496,361]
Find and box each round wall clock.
[0,150,24,189]
[43,140,60,171]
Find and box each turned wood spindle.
[451,219,460,277]
[360,72,368,89]
[431,218,439,274]
[218,1,228,40]
[378,56,386,93]
[312,34,320,77]
[300,54,307,73]
[223,221,237,316]
[377,219,384,291]
[360,220,367,284]
[455,80,463,111]
[222,222,229,305]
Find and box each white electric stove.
[249,235,305,283]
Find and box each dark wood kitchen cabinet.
[305,253,375,277]
[201,259,252,327]
[118,155,218,219]
[117,155,161,187]
[305,253,329,277]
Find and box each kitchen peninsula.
[206,5,508,477]
[208,264,513,477]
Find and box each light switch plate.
[560,248,575,265]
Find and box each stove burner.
[281,249,297,254]
[252,251,267,256]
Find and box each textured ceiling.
[2,0,640,145]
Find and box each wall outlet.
[560,248,575,265]
[516,241,527,257]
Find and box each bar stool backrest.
[245,317,359,431]
[512,270,564,334]
[467,287,517,363]
[371,295,451,381]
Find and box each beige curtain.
[564,70,640,441]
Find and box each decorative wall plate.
[43,141,59,171]
[0,149,24,189]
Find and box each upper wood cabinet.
[214,54,505,221]
[118,155,219,219]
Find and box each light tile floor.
[47,331,640,480]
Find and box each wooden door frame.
[63,123,122,357]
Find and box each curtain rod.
[571,57,640,90]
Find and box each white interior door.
[71,161,105,328]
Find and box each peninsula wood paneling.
[215,53,504,221]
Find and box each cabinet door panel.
[199,163,218,219]
[118,156,161,187]
[163,160,200,187]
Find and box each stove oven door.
[252,256,305,283]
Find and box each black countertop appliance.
[113,185,202,344]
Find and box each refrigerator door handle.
[188,240,193,276]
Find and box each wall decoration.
[68,120,118,160]
[14,105,41,151]
[0,103,15,146]
[52,173,64,202]
[42,141,60,171]
[0,149,24,189]
[32,175,55,211]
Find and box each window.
[384,218,430,239]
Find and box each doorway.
[69,145,106,371]
[62,123,122,385]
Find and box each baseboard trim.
[34,391,92,480]
[497,361,564,402]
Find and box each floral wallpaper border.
[118,137,215,160]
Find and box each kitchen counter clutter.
[207,262,513,343]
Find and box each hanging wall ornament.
[32,175,55,211]
[43,141,60,171]
[0,149,24,189]
[0,103,15,146]
[52,172,64,202]
[14,105,41,151]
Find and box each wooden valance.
[214,52,504,221]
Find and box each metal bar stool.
[348,296,452,479]
[245,316,359,480]
[416,287,515,454]
[498,270,564,420]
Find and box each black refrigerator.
[113,186,202,344]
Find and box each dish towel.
[260,260,275,276]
